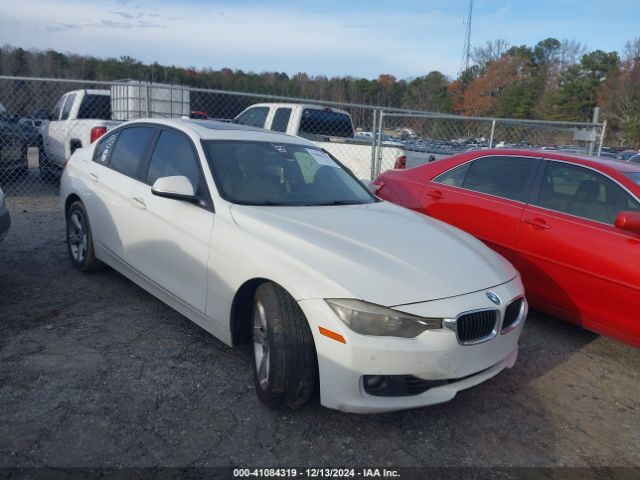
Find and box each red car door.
[513,160,640,345]
[422,155,541,261]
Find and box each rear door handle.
[89,172,99,182]
[524,217,551,230]
[131,197,147,210]
[427,190,444,200]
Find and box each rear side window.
[61,94,76,120]
[272,108,292,132]
[93,131,119,165]
[299,109,354,138]
[146,130,202,194]
[461,156,539,202]
[434,163,470,187]
[109,126,155,178]
[77,94,111,120]
[235,107,269,128]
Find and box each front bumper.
[299,277,526,413]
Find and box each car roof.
[66,89,110,96]
[241,103,351,115]
[473,148,640,175]
[123,117,317,146]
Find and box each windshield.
[625,172,640,186]
[203,140,375,206]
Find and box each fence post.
[597,120,607,156]
[489,119,496,148]
[375,110,385,178]
[588,107,600,155]
[370,109,378,180]
[145,83,151,118]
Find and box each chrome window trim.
[433,155,640,226]
[432,154,544,206]
[532,158,640,226]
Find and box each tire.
[66,201,103,272]
[39,151,59,183]
[252,282,318,409]
[37,142,55,181]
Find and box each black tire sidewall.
[252,283,317,409]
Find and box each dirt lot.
[0,195,639,470]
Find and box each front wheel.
[252,282,318,409]
[66,201,103,271]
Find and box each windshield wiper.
[305,200,367,206]
[233,200,288,206]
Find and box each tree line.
[0,37,638,146]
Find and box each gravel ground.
[0,195,639,470]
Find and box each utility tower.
[460,0,473,75]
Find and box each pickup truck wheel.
[252,282,317,409]
[66,201,103,272]
[39,151,59,182]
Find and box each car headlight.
[326,299,442,338]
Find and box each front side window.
[61,94,76,120]
[203,140,374,206]
[535,162,640,224]
[108,126,155,178]
[147,130,202,194]
[460,156,539,202]
[235,107,269,128]
[51,96,65,120]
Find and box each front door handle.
[89,172,99,182]
[427,190,444,200]
[524,217,551,230]
[131,197,147,210]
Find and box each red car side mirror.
[614,211,640,234]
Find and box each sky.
[0,0,637,80]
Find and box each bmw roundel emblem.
[486,292,501,305]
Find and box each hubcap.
[67,210,87,264]
[253,301,270,389]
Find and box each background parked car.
[626,154,640,164]
[0,186,10,241]
[619,149,639,161]
[0,101,28,183]
[373,149,640,347]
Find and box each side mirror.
[614,211,640,234]
[151,176,196,202]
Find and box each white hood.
[230,201,517,306]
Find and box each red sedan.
[373,149,640,347]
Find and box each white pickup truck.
[40,90,121,179]
[233,103,405,180]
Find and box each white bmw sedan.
[60,118,527,413]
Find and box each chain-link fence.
[377,112,605,170]
[0,75,606,205]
